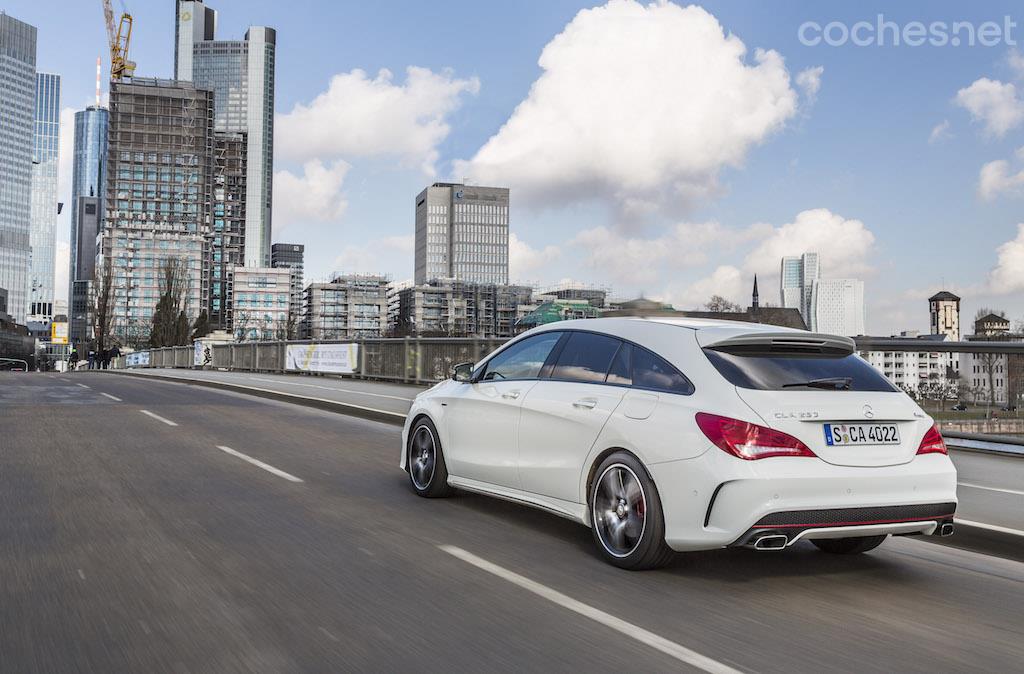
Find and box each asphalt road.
[2,371,1023,672]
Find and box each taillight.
[916,424,947,455]
[696,412,816,460]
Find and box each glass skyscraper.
[0,13,37,325]
[175,1,276,268]
[779,252,820,329]
[69,106,109,288]
[28,71,61,320]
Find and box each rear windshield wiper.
[781,377,853,390]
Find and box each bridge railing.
[113,337,508,385]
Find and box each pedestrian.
[87,348,96,370]
[68,349,79,372]
[101,349,110,370]
[108,344,121,369]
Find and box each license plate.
[823,423,900,446]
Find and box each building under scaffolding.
[391,279,532,338]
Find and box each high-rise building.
[69,105,109,297]
[302,273,388,340]
[812,278,865,336]
[209,131,246,330]
[101,77,215,341]
[175,1,276,268]
[28,71,61,321]
[70,196,100,344]
[271,243,304,333]
[415,182,509,285]
[779,252,819,328]
[0,14,37,326]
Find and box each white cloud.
[954,77,1024,138]
[332,235,413,276]
[663,265,745,310]
[978,159,1024,200]
[454,0,800,217]
[272,159,351,231]
[988,224,1024,294]
[509,233,560,281]
[743,208,876,278]
[928,119,952,144]
[572,221,767,286]
[796,65,824,103]
[276,67,479,175]
[1007,49,1024,79]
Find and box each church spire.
[752,275,760,309]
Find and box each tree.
[92,257,115,354]
[704,295,743,313]
[191,310,210,340]
[150,258,191,347]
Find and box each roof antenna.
[95,56,102,106]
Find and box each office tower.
[779,252,820,329]
[0,14,37,325]
[415,182,509,285]
[27,72,61,320]
[209,132,246,330]
[102,77,215,342]
[271,243,304,333]
[175,1,276,268]
[69,196,100,344]
[69,105,109,300]
[812,278,865,336]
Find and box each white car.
[401,318,957,569]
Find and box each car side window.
[480,332,562,381]
[550,332,622,384]
[632,346,694,395]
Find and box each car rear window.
[703,349,898,392]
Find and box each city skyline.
[8,0,1024,336]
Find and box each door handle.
[502,390,521,400]
[573,398,598,409]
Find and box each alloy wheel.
[593,463,647,558]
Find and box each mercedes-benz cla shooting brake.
[401,318,957,569]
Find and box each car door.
[517,331,628,503]
[443,331,563,489]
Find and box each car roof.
[528,316,804,341]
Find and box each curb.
[108,370,407,427]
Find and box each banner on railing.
[286,343,359,374]
[125,351,150,367]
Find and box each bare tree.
[92,257,116,354]
[151,258,191,347]
[233,310,252,342]
[704,295,743,313]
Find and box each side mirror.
[452,362,475,383]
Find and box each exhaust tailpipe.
[753,534,788,551]
[940,522,955,537]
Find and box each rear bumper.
[648,450,957,552]
[730,502,956,549]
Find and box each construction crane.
[101,0,136,81]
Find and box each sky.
[9,0,1024,335]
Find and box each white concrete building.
[812,278,865,336]
[231,267,290,340]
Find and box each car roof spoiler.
[703,332,856,356]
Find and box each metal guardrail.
[114,338,508,385]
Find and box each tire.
[589,452,674,570]
[811,535,887,555]
[407,418,453,498]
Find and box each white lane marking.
[139,410,178,426]
[958,482,1024,497]
[954,518,1024,537]
[249,376,415,402]
[439,545,740,674]
[76,383,90,389]
[215,445,303,483]
[100,392,122,402]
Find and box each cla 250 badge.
[774,411,820,419]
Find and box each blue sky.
[11,0,1024,334]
